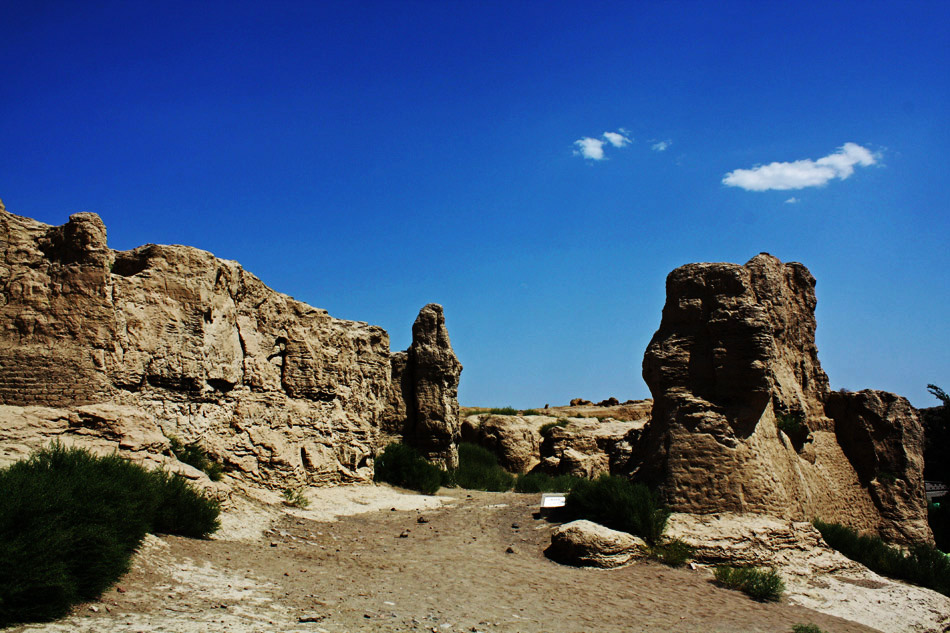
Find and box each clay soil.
[11,488,881,633]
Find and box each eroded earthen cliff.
[634,253,931,544]
[0,202,460,489]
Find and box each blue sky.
[1,1,948,408]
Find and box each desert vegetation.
[168,435,225,481]
[539,418,570,437]
[813,519,950,596]
[563,475,670,545]
[282,487,310,508]
[373,442,444,494]
[514,471,583,493]
[444,443,515,492]
[0,443,220,626]
[775,411,808,451]
[712,565,785,602]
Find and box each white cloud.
[602,131,631,148]
[723,142,877,191]
[651,140,671,151]
[573,137,606,160]
[785,197,800,204]
[573,129,632,160]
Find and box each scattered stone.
[399,530,410,538]
[510,522,520,529]
[417,515,430,523]
[298,614,327,623]
[505,546,515,554]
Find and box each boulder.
[569,398,592,406]
[546,520,646,568]
[0,205,461,489]
[634,253,931,543]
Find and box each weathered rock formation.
[460,414,544,473]
[546,520,647,568]
[634,253,931,544]
[460,412,645,477]
[0,202,460,488]
[540,417,644,478]
[825,390,930,543]
[381,304,462,469]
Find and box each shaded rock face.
[378,304,462,469]
[825,390,930,543]
[635,253,931,544]
[0,207,459,488]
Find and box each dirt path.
[11,487,882,633]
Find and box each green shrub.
[373,443,443,495]
[489,407,518,415]
[775,411,808,450]
[447,443,515,492]
[168,436,224,481]
[564,475,669,545]
[713,566,784,602]
[539,418,570,437]
[521,409,541,416]
[650,538,694,567]
[813,519,950,596]
[149,468,220,539]
[792,624,827,633]
[514,471,584,493]
[282,487,310,508]
[0,444,219,626]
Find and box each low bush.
[514,471,583,493]
[713,566,784,602]
[539,418,569,437]
[373,443,442,495]
[650,538,694,567]
[521,409,541,416]
[792,624,827,633]
[564,475,669,545]
[447,443,515,492]
[813,519,950,596]
[489,406,518,415]
[775,411,808,450]
[0,443,219,626]
[168,436,224,481]
[282,487,310,508]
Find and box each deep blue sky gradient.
[1,1,948,407]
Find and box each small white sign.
[540,493,566,508]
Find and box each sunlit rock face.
[382,303,462,469]
[0,203,459,488]
[634,253,931,544]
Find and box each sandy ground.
[7,486,906,633]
